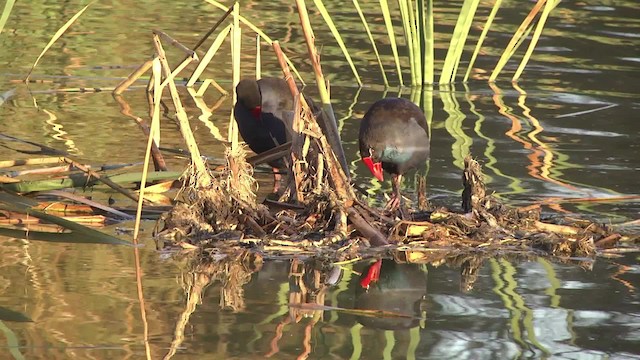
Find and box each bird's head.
[236,79,262,120]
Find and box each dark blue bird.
[359,97,430,210]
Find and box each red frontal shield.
[362,156,384,181]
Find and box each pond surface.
[1,0,639,359]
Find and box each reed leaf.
[464,0,503,82]
[352,0,388,86]
[512,0,559,81]
[490,0,546,82]
[420,0,434,85]
[0,307,32,323]
[25,1,95,81]
[407,0,422,86]
[439,0,480,84]
[313,0,362,86]
[379,0,404,86]
[0,0,16,37]
[398,0,416,85]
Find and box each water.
[1,0,639,359]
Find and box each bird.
[235,77,347,193]
[355,259,428,330]
[358,97,430,212]
[234,77,302,193]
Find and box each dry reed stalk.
[229,2,241,149]
[294,0,349,178]
[152,29,199,59]
[112,94,167,171]
[133,58,163,241]
[113,59,154,95]
[151,33,211,187]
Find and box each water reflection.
[145,249,640,359]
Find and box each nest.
[153,93,636,264]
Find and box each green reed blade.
[398,0,416,85]
[379,0,404,86]
[420,0,434,85]
[464,0,503,82]
[439,0,480,84]
[407,0,422,86]
[25,1,95,81]
[313,0,362,86]
[352,0,388,86]
[490,0,546,82]
[512,0,559,81]
[0,0,16,36]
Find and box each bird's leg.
[272,167,282,193]
[384,174,402,212]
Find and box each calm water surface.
[0,1,639,359]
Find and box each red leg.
[384,174,402,211]
[272,167,281,193]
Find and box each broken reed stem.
[152,33,211,187]
[272,41,306,202]
[152,29,199,61]
[113,58,153,95]
[294,0,349,178]
[291,95,305,202]
[112,94,167,171]
[272,41,387,245]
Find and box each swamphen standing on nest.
[358,97,430,211]
[234,77,302,192]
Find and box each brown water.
[1,1,639,359]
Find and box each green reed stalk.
[25,1,95,81]
[417,0,434,85]
[464,0,503,82]
[407,0,422,86]
[439,0,480,84]
[352,0,388,86]
[313,0,362,86]
[512,0,559,81]
[0,0,16,37]
[398,0,416,85]
[379,0,404,86]
[490,0,546,82]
